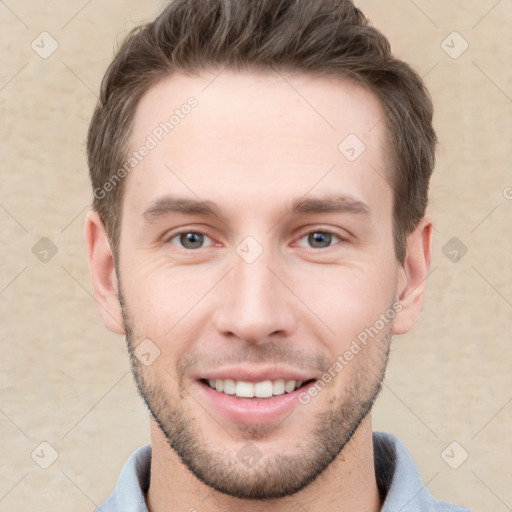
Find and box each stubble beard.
[120,295,392,500]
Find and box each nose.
[213,246,296,344]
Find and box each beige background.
[0,1,511,510]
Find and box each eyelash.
[168,232,216,250]
[167,229,345,251]
[296,231,342,250]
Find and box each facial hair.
[121,293,391,500]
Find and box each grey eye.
[298,231,340,249]
[170,232,212,249]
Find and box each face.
[106,71,409,498]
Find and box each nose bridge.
[234,252,272,309]
[215,245,294,342]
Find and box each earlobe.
[392,215,433,335]
[84,210,125,335]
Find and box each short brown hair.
[87,0,436,262]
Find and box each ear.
[84,210,125,334]
[392,215,433,335]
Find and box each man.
[84,0,473,510]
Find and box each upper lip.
[195,366,318,383]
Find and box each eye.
[297,231,341,249]
[169,232,214,250]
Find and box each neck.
[146,415,383,512]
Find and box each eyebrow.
[142,194,371,223]
[143,197,221,221]
[288,195,371,216]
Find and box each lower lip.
[194,380,316,425]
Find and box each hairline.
[108,67,404,264]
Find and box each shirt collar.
[96,431,470,511]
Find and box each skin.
[85,70,432,512]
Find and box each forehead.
[124,70,390,219]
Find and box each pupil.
[181,233,203,249]
[309,232,331,248]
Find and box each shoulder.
[373,432,475,512]
[93,445,151,512]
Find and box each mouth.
[195,374,317,425]
[201,378,315,399]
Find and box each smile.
[196,377,317,424]
[205,378,308,398]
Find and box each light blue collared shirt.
[94,432,474,511]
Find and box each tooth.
[254,380,273,398]
[223,379,236,394]
[284,380,296,393]
[272,379,285,395]
[236,381,255,398]
[207,378,308,396]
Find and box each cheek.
[121,260,222,339]
[289,262,397,341]
[120,243,399,351]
